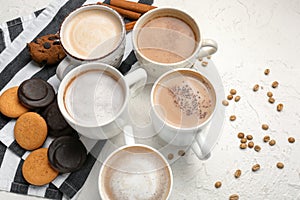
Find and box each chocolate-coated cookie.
[48,136,87,173]
[42,99,76,137]
[28,34,66,66]
[18,78,55,109]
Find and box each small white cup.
[99,126,173,200]
[56,4,126,80]
[132,7,218,78]
[57,63,147,140]
[150,68,217,160]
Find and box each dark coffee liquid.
[137,16,197,63]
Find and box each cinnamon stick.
[97,2,141,20]
[125,21,136,31]
[110,0,156,13]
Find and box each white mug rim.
[150,68,217,131]
[57,62,129,128]
[132,7,202,67]
[59,4,126,62]
[98,144,173,200]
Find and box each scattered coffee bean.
[43,42,51,49]
[269,139,276,146]
[214,181,222,188]
[253,84,259,92]
[268,97,275,104]
[254,145,261,152]
[262,124,269,130]
[246,135,253,140]
[230,89,237,95]
[240,138,247,143]
[167,153,174,160]
[48,35,59,40]
[178,150,185,156]
[234,169,242,178]
[237,132,245,139]
[288,137,295,143]
[263,135,270,143]
[227,95,233,100]
[202,61,208,67]
[252,164,260,172]
[222,100,229,106]
[198,57,203,61]
[207,55,211,59]
[229,194,239,200]
[272,81,279,88]
[264,68,270,75]
[267,91,273,97]
[276,162,284,169]
[277,103,283,112]
[230,115,236,121]
[234,96,241,102]
[240,143,247,149]
[248,141,254,148]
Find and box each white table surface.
[1,0,300,199]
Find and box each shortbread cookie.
[14,112,47,150]
[28,34,66,66]
[22,148,58,186]
[0,87,29,118]
[18,78,55,109]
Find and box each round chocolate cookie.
[18,78,55,109]
[48,136,87,173]
[42,99,76,137]
[28,34,66,66]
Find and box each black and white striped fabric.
[0,0,153,199]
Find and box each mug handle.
[123,68,147,96]
[56,57,76,81]
[198,39,218,59]
[191,129,211,160]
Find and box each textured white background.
[1,0,300,199]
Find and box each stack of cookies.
[0,78,87,186]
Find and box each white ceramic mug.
[150,68,217,160]
[57,63,147,140]
[132,7,218,79]
[98,126,173,200]
[56,4,126,80]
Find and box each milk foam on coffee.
[101,146,171,200]
[154,70,215,128]
[63,9,122,59]
[64,70,125,126]
[137,16,197,63]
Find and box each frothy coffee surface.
[64,70,125,126]
[63,9,122,59]
[101,146,171,200]
[137,16,197,63]
[153,70,215,128]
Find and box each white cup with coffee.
[132,7,218,78]
[150,68,217,160]
[57,62,147,140]
[99,126,173,200]
[56,4,126,80]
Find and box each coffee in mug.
[137,16,197,63]
[99,145,172,200]
[64,69,125,126]
[153,69,216,128]
[132,8,218,78]
[56,5,126,81]
[62,8,122,59]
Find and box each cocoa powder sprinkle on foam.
[168,81,211,120]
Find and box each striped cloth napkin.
[0,0,153,199]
